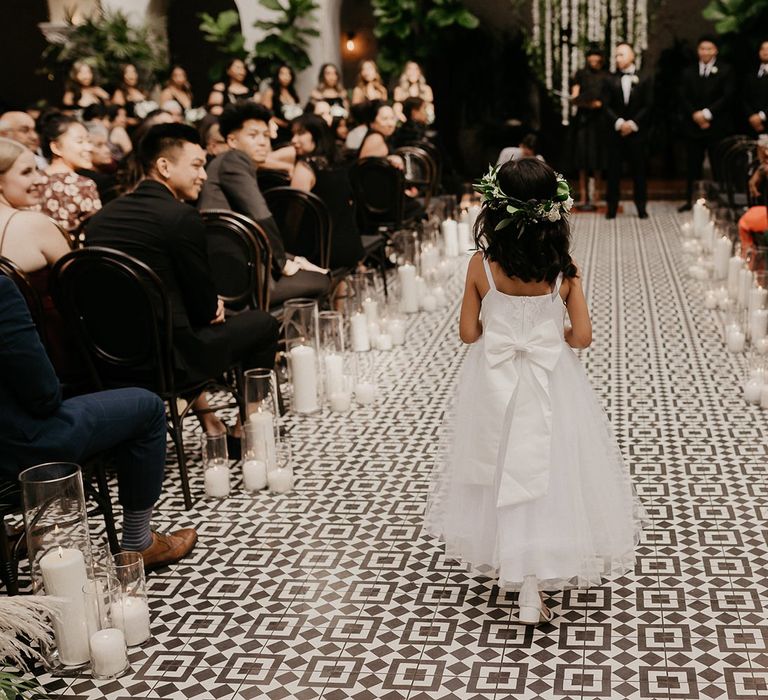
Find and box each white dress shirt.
[615,65,639,133]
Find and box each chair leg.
[168,398,194,510]
[93,465,120,555]
[0,518,19,596]
[378,249,389,299]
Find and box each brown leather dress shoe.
[138,529,198,572]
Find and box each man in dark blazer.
[0,276,196,570]
[604,42,652,220]
[745,40,768,136]
[85,123,280,437]
[679,35,735,211]
[198,102,330,306]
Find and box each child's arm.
[563,267,592,349]
[459,253,483,343]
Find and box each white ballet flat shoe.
[517,575,553,625]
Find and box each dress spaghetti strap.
[482,257,496,291]
[0,210,20,256]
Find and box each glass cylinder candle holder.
[267,441,294,494]
[19,463,94,671]
[111,552,151,648]
[84,575,129,680]
[284,298,321,414]
[354,352,377,407]
[202,433,230,498]
[243,368,279,485]
[725,307,747,353]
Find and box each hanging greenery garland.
[526,0,651,125]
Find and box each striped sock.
[121,507,154,551]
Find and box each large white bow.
[484,319,563,508]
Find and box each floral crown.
[474,164,574,230]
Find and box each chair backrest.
[0,256,48,348]
[263,187,331,268]
[713,135,749,188]
[49,247,175,394]
[722,140,757,211]
[349,158,405,232]
[201,209,273,311]
[395,146,436,206]
[256,169,291,193]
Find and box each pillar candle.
[89,628,128,678]
[693,199,708,236]
[350,312,370,352]
[242,458,267,491]
[362,298,379,324]
[467,205,480,234]
[387,319,406,346]
[422,294,437,312]
[750,286,768,313]
[457,222,472,252]
[442,219,459,257]
[727,328,746,353]
[40,547,90,666]
[703,292,718,309]
[760,384,768,409]
[702,221,716,253]
[376,333,392,351]
[247,411,276,467]
[290,344,319,413]
[356,382,376,406]
[267,467,293,494]
[398,264,419,314]
[727,256,742,299]
[367,321,380,344]
[744,379,763,404]
[111,596,151,647]
[738,269,753,307]
[329,391,352,412]
[204,464,231,498]
[688,265,706,280]
[324,353,344,395]
[432,286,447,308]
[421,246,439,275]
[751,309,768,341]
[713,236,731,280]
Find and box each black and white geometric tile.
[31,203,768,698]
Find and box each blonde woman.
[352,60,388,105]
[309,63,349,113]
[393,61,435,122]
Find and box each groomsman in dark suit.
[679,36,735,211]
[604,43,652,220]
[745,40,768,136]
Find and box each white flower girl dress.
[425,257,645,591]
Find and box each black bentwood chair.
[0,255,48,348]
[50,247,244,510]
[256,169,291,193]
[202,209,273,312]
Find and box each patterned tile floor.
[31,202,768,698]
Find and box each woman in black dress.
[262,65,303,146]
[290,113,365,268]
[207,58,259,116]
[569,46,610,208]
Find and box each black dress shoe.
[225,430,242,461]
[605,211,616,220]
[637,211,649,219]
[677,203,692,212]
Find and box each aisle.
[42,202,768,699]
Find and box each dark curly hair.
[474,158,577,284]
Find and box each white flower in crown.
[711,66,718,74]
[631,75,640,85]
[546,207,561,222]
[563,196,574,212]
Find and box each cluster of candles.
[683,200,768,405]
[39,546,150,678]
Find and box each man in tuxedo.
[198,102,330,306]
[679,35,735,211]
[604,43,652,220]
[745,40,768,136]
[85,123,280,438]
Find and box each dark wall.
[0,0,57,110]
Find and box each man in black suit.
[198,102,330,306]
[745,40,768,136]
[604,42,652,220]
[679,35,735,211]
[85,123,280,438]
[0,276,196,570]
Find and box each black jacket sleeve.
[169,207,219,327]
[0,278,62,417]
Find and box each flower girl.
[425,158,644,624]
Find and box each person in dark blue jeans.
[0,276,196,570]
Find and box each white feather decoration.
[0,596,62,670]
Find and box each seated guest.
[36,112,102,243]
[291,113,365,268]
[345,102,371,152]
[352,61,388,105]
[261,64,303,146]
[496,134,545,166]
[392,97,430,149]
[739,139,768,259]
[85,124,280,439]
[309,63,349,114]
[200,118,229,163]
[358,102,402,168]
[159,66,194,114]
[0,137,76,378]
[107,105,133,158]
[62,61,110,109]
[0,111,46,169]
[393,62,435,123]
[0,277,197,570]
[80,123,119,204]
[198,102,331,304]
[207,58,259,116]
[111,63,149,125]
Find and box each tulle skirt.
[425,344,647,591]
